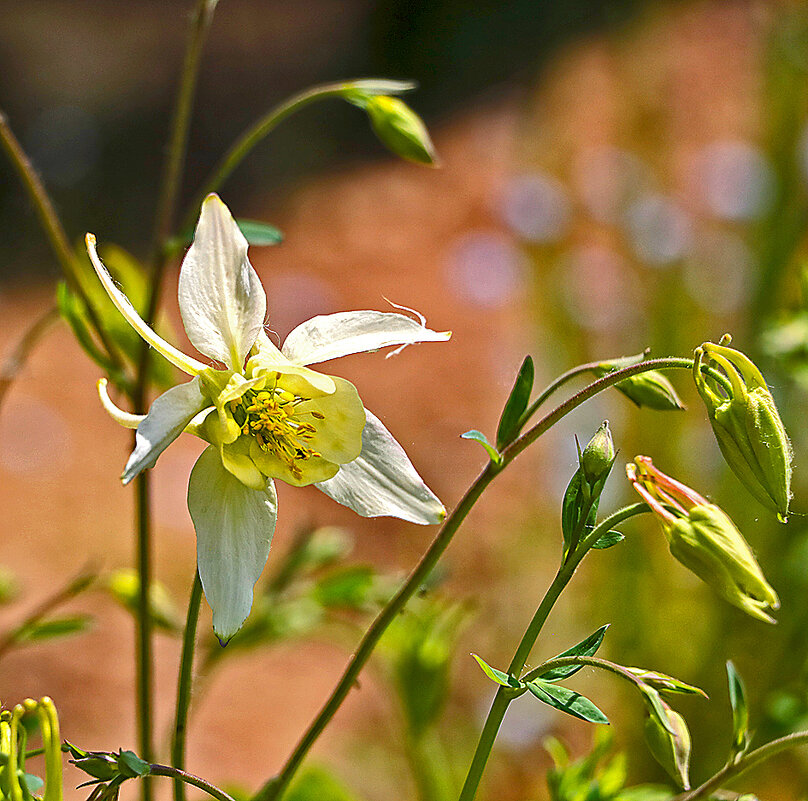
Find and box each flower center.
[229,386,325,479]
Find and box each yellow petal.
[298,376,366,464]
[249,439,339,487]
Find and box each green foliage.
[541,625,609,681]
[496,355,534,449]
[14,614,92,643]
[471,654,520,689]
[460,430,501,463]
[105,569,181,633]
[527,679,609,725]
[544,731,672,801]
[285,765,363,801]
[727,661,751,757]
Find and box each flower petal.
[281,310,451,365]
[297,376,365,464]
[122,377,208,484]
[188,445,277,643]
[316,409,445,524]
[87,235,207,375]
[178,195,267,370]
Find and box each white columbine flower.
[88,194,450,642]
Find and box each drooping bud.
[580,420,615,486]
[357,95,438,166]
[595,354,685,411]
[642,693,691,789]
[693,340,792,521]
[627,456,780,623]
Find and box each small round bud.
[643,699,691,790]
[580,421,615,485]
[364,96,438,166]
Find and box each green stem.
[135,474,154,801]
[149,764,238,801]
[253,358,694,801]
[180,81,361,233]
[151,0,218,265]
[458,504,647,801]
[671,731,808,801]
[172,571,204,801]
[0,112,125,375]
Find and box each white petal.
[178,195,267,370]
[122,377,207,483]
[86,235,207,375]
[316,409,445,524]
[188,445,277,642]
[281,310,451,365]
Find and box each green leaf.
[236,219,284,246]
[625,668,708,698]
[471,654,522,689]
[116,750,150,778]
[639,687,677,735]
[22,773,44,796]
[312,566,376,609]
[496,355,534,449]
[561,470,599,553]
[286,765,362,801]
[461,430,501,463]
[527,678,609,724]
[343,79,417,97]
[17,614,92,643]
[591,529,625,549]
[541,624,609,681]
[727,661,750,756]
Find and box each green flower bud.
[595,355,685,411]
[363,96,438,166]
[693,341,793,521]
[580,421,615,485]
[643,697,691,790]
[627,456,780,623]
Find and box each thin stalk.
[180,81,362,233]
[133,5,217,791]
[253,359,683,801]
[172,571,204,801]
[672,731,808,801]
[0,306,60,414]
[0,112,124,374]
[151,0,219,266]
[0,567,96,662]
[457,504,647,801]
[149,764,238,801]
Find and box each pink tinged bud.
[627,457,780,624]
[693,341,793,521]
[643,698,692,790]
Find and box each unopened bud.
[627,456,780,623]
[363,95,438,166]
[693,340,792,521]
[643,696,691,789]
[595,356,685,411]
[580,421,615,485]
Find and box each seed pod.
[627,456,779,623]
[693,342,792,521]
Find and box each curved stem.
[172,571,204,801]
[458,504,648,801]
[149,764,238,801]
[150,0,218,265]
[253,358,695,801]
[180,81,360,233]
[518,360,606,428]
[672,731,808,801]
[0,113,125,375]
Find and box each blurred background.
[2,0,808,799]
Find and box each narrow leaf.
[496,355,534,449]
[527,678,609,724]
[591,530,625,549]
[626,668,708,698]
[461,430,501,463]
[236,219,284,246]
[117,750,150,778]
[343,79,417,96]
[471,654,521,689]
[727,661,750,755]
[17,614,92,643]
[541,624,610,681]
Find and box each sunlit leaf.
[541,624,609,681]
[527,678,609,724]
[496,355,534,449]
[461,430,501,463]
[471,654,521,689]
